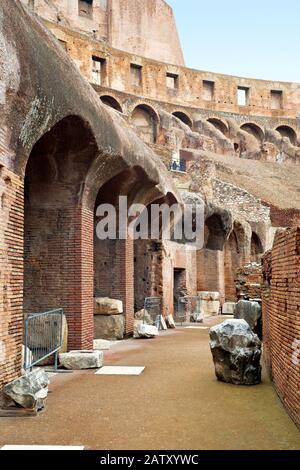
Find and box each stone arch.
[24,115,99,350]
[100,95,123,113]
[207,118,229,137]
[251,232,264,262]
[224,221,250,301]
[131,104,159,144]
[275,125,297,145]
[205,213,230,251]
[172,111,193,129]
[240,122,264,142]
[94,170,179,338]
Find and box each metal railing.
[170,160,186,173]
[24,309,64,371]
[174,296,203,325]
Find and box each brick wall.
[263,202,300,227]
[94,236,134,335]
[134,240,163,312]
[197,249,225,303]
[24,202,94,351]
[224,232,244,301]
[0,168,24,391]
[235,263,263,300]
[262,228,300,427]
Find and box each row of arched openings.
[99,94,298,146]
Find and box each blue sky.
[167,0,300,82]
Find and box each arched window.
[251,232,263,261]
[207,118,229,137]
[241,123,264,142]
[131,105,158,144]
[276,126,297,145]
[172,112,193,129]
[100,95,123,113]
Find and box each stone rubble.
[234,300,262,336]
[59,350,104,370]
[209,319,262,385]
[3,369,49,410]
[135,324,159,339]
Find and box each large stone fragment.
[3,369,49,410]
[136,324,159,339]
[134,309,153,325]
[94,298,123,315]
[198,291,220,317]
[93,339,112,351]
[94,314,125,340]
[234,300,262,337]
[59,350,104,370]
[134,320,143,339]
[209,319,262,385]
[166,314,176,329]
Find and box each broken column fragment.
[3,369,49,410]
[209,319,262,385]
[234,300,262,338]
[59,350,104,370]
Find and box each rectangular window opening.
[92,56,106,86]
[79,0,93,19]
[271,90,283,110]
[237,86,249,106]
[130,64,142,87]
[203,80,215,101]
[167,73,179,90]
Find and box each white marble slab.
[95,366,145,376]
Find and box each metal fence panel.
[144,297,162,328]
[24,309,64,371]
[174,296,203,325]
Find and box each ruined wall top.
[21,0,185,66]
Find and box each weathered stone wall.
[21,0,184,65]
[162,241,197,315]
[38,20,300,121]
[110,0,184,65]
[262,228,300,427]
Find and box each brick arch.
[100,94,123,113]
[224,220,250,301]
[24,115,99,350]
[131,104,160,144]
[93,168,179,337]
[128,101,160,121]
[251,231,264,262]
[240,122,265,142]
[172,111,193,129]
[207,117,229,137]
[275,125,297,145]
[205,213,230,251]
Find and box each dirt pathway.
[1,318,299,450]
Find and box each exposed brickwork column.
[112,237,134,336]
[62,205,94,351]
[24,202,94,352]
[197,249,225,303]
[0,169,24,390]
